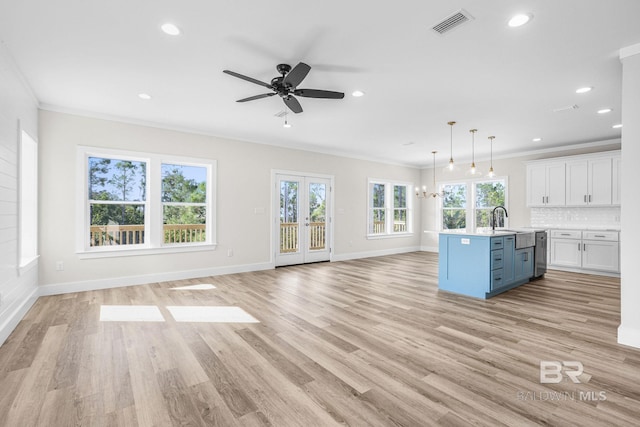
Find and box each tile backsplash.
[530,206,621,229]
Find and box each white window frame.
[367,178,413,239]
[438,176,509,232]
[76,146,217,258]
[18,129,39,274]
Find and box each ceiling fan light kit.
[223,62,344,114]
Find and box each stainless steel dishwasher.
[534,230,547,278]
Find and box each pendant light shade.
[468,129,478,175]
[488,136,496,177]
[446,121,456,171]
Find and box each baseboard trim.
[547,265,620,278]
[0,286,40,347]
[39,261,275,296]
[332,246,422,262]
[618,324,640,349]
[420,245,438,253]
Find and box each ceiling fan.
[223,62,344,114]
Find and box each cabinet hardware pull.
[589,195,592,203]
[495,278,501,281]
[542,196,545,204]
[584,243,586,251]
[578,243,581,251]
[561,233,571,236]
[584,195,587,203]
[595,235,605,238]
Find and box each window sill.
[77,243,217,259]
[366,233,414,240]
[18,255,40,276]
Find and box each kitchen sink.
[498,229,536,248]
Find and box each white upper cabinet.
[526,151,619,207]
[526,163,566,207]
[565,157,612,206]
[612,155,622,205]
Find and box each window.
[88,156,147,246]
[440,178,507,232]
[475,180,506,230]
[19,130,38,271]
[162,164,207,244]
[368,179,412,237]
[77,146,216,257]
[442,183,467,230]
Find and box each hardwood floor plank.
[1,251,639,425]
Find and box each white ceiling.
[1,1,639,167]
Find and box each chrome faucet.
[492,206,508,231]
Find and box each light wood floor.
[1,252,639,426]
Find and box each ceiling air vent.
[431,9,474,35]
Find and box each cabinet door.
[550,238,581,268]
[588,158,612,205]
[565,160,588,205]
[582,240,619,272]
[612,156,621,205]
[546,163,566,206]
[514,248,534,282]
[527,164,548,207]
[503,235,515,284]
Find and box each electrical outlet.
[56,261,64,271]
[227,249,234,257]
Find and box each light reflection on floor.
[99,305,165,322]
[98,304,260,323]
[170,284,216,290]
[166,306,260,323]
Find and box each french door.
[275,174,332,266]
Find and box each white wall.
[38,110,422,293]
[419,142,622,251]
[619,43,640,349]
[0,46,39,345]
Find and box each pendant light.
[447,121,456,171]
[488,136,496,177]
[416,151,444,199]
[469,129,478,175]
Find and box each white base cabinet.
[549,229,619,274]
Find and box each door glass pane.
[308,183,326,250]
[280,181,299,253]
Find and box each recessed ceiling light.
[576,87,592,94]
[138,93,152,100]
[597,108,612,114]
[352,90,365,97]
[161,23,181,36]
[508,13,533,27]
[612,124,623,129]
[532,137,542,142]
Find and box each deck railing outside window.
[90,224,206,246]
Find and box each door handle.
[305,223,310,226]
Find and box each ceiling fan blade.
[223,70,273,89]
[294,89,345,99]
[236,93,276,103]
[283,95,303,114]
[283,62,311,88]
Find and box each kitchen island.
[438,231,535,299]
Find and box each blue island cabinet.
[439,233,533,299]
